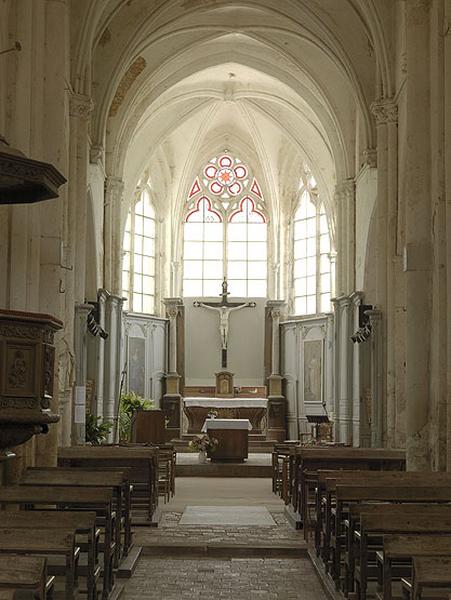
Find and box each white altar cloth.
[184,397,267,408]
[201,418,253,432]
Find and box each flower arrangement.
[188,434,218,453]
[207,409,218,419]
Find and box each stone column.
[162,298,183,438]
[95,289,108,418]
[342,180,356,294]
[103,293,124,441]
[72,303,92,444]
[266,300,287,441]
[367,310,384,447]
[371,97,399,449]
[404,0,432,470]
[104,177,125,295]
[69,93,94,303]
[334,296,354,443]
[351,292,364,445]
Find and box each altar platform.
[175,452,272,478]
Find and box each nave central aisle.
[122,477,327,600]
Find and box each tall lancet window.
[183,154,268,297]
[122,187,156,313]
[293,166,332,315]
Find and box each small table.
[202,418,252,462]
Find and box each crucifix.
[193,278,256,368]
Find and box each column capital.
[335,179,355,199]
[90,144,104,166]
[69,93,94,120]
[362,148,377,168]
[163,297,183,319]
[371,99,398,124]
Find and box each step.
[176,462,272,477]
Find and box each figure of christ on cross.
[193,278,256,368]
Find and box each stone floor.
[122,557,326,600]
[122,478,326,600]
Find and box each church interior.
[1,0,451,598]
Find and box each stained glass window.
[122,188,156,313]
[293,166,332,315]
[183,154,268,297]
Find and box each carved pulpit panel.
[0,309,62,451]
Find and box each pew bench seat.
[0,555,54,600]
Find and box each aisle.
[122,477,328,600]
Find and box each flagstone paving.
[122,557,326,600]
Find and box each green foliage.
[119,391,154,442]
[85,413,112,445]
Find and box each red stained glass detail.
[186,196,223,222]
[229,181,242,196]
[210,181,223,195]
[219,155,233,168]
[251,179,263,198]
[189,178,201,198]
[204,165,217,180]
[234,165,247,180]
[229,197,266,223]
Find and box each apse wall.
[184,297,266,386]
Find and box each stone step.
[175,462,272,477]
[141,543,307,559]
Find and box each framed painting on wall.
[303,339,323,403]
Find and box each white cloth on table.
[201,418,253,432]
[184,398,267,408]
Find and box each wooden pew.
[26,465,134,555]
[402,557,451,600]
[0,511,98,600]
[353,501,451,600]
[0,485,115,599]
[0,555,51,600]
[21,468,128,567]
[378,534,451,600]
[319,471,451,569]
[272,442,298,496]
[344,505,451,596]
[0,528,77,600]
[288,447,405,528]
[58,445,159,524]
[0,591,17,600]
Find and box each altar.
[202,418,252,462]
[183,397,267,435]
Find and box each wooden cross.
[193,278,256,368]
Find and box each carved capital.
[362,148,377,168]
[90,144,104,165]
[69,93,94,120]
[371,99,398,124]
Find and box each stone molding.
[104,176,124,205]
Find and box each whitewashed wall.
[280,315,334,439]
[184,298,266,386]
[123,313,168,406]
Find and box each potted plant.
[188,434,218,463]
[119,391,154,442]
[85,414,112,445]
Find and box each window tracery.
[293,164,332,315]
[183,154,268,297]
[122,188,156,314]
